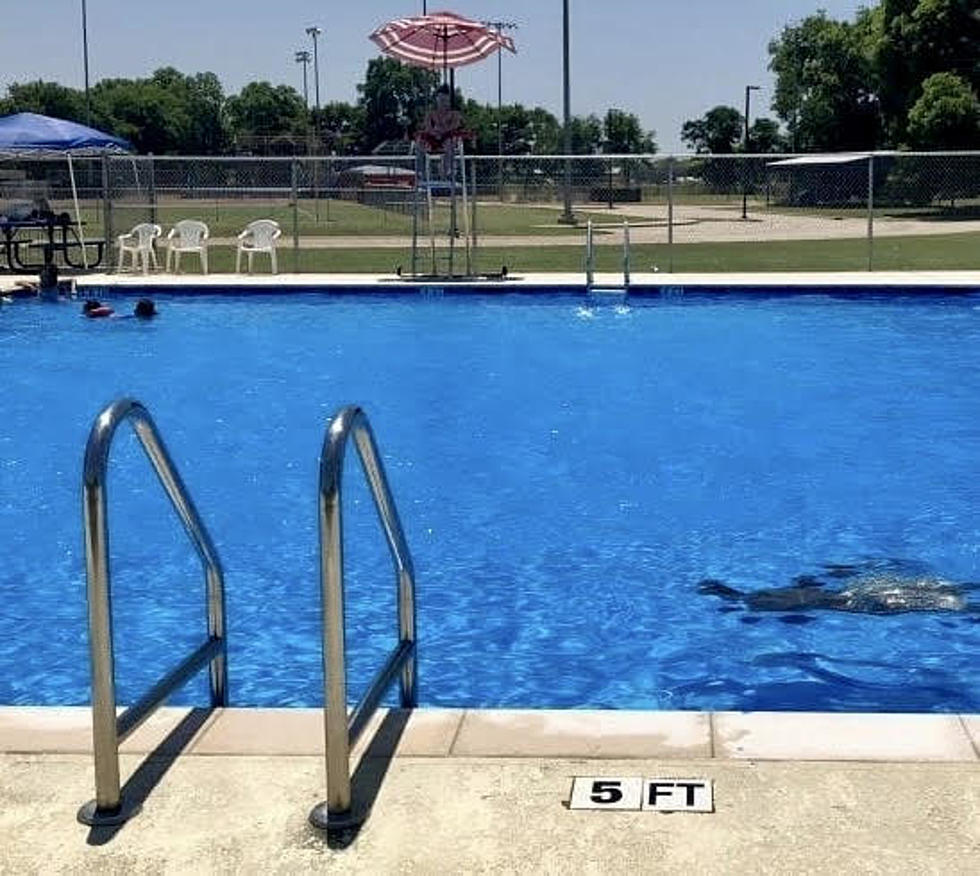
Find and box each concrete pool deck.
[1,707,977,871]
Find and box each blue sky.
[4,1,866,150]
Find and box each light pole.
[742,84,760,219]
[482,20,518,201]
[558,0,576,225]
[306,26,322,112]
[295,50,311,109]
[81,0,91,124]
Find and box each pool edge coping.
[5,268,980,295]
[2,706,977,763]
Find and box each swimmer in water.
[133,298,157,318]
[82,299,114,318]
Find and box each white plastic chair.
[165,220,210,274]
[116,223,161,274]
[236,220,282,274]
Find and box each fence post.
[667,155,674,274]
[867,153,875,272]
[470,157,478,256]
[101,155,113,271]
[148,154,157,226]
[291,159,300,273]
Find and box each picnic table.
[0,214,106,271]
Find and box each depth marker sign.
[569,777,714,813]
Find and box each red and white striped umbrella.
[369,11,516,71]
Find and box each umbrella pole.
[68,152,89,270]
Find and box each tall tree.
[681,106,742,153]
[148,68,227,154]
[0,81,86,122]
[768,12,880,151]
[569,114,603,154]
[225,82,308,148]
[907,72,980,149]
[91,77,190,153]
[315,102,366,154]
[748,118,787,153]
[602,109,656,154]
[874,0,980,144]
[357,58,439,150]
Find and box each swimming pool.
[2,289,979,712]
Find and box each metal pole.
[310,407,418,832]
[481,21,517,204]
[667,156,674,273]
[83,462,121,813]
[623,220,630,290]
[867,153,874,272]
[559,0,576,225]
[292,159,300,272]
[411,146,421,277]
[101,154,113,270]
[295,51,311,110]
[306,28,322,113]
[498,48,503,200]
[585,219,594,287]
[742,85,759,220]
[320,435,352,820]
[470,156,479,258]
[81,0,91,125]
[148,154,157,225]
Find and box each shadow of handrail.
[85,707,213,846]
[321,708,411,850]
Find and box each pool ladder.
[585,218,631,302]
[77,399,227,826]
[77,399,417,832]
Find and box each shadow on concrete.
[84,707,213,846]
[321,708,411,850]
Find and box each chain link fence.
[2,152,980,275]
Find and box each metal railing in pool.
[309,405,417,832]
[77,398,227,826]
[586,218,631,299]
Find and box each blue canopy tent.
[0,112,131,268]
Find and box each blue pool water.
[2,290,980,713]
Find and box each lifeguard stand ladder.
[410,139,473,279]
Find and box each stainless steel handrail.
[77,398,227,826]
[623,219,631,291]
[585,219,595,288]
[309,406,417,832]
[585,220,631,295]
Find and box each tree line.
[683,0,980,154]
[0,58,656,157]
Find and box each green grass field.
[103,198,657,239]
[170,231,980,275]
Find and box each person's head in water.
[134,298,157,319]
[82,299,102,314]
